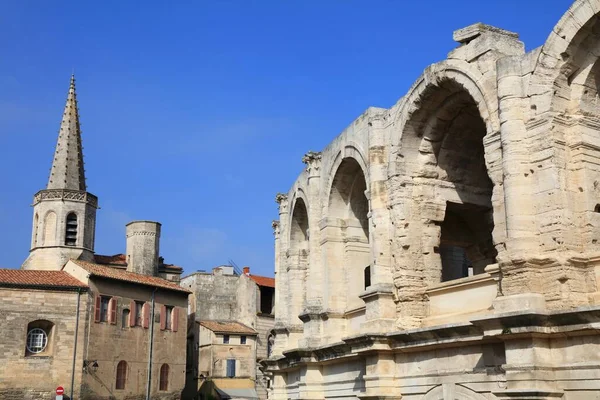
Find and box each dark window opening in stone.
[65,212,77,246]
[260,286,275,314]
[595,204,600,213]
[440,202,496,282]
[159,363,169,391]
[122,309,130,328]
[364,266,371,290]
[116,360,127,390]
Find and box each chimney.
[243,266,250,276]
[125,221,161,276]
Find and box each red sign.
[56,387,64,395]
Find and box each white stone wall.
[268,2,600,399]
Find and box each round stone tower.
[126,221,161,276]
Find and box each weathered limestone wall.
[81,279,188,400]
[0,287,88,400]
[22,196,96,271]
[181,269,239,321]
[268,1,600,399]
[126,220,161,276]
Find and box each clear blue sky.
[0,0,573,276]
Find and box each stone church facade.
[0,75,189,400]
[267,1,600,399]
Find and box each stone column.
[271,372,288,400]
[273,194,290,355]
[298,364,324,399]
[300,151,324,348]
[360,113,397,333]
[497,56,537,262]
[363,352,401,399]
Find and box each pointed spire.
[47,74,87,191]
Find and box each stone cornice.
[33,189,98,208]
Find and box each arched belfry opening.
[407,79,496,283]
[327,157,370,315]
[288,197,309,327]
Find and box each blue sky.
[0,0,573,276]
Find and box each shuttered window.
[65,213,77,246]
[226,359,236,378]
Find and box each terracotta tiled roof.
[71,260,189,293]
[248,274,275,288]
[94,254,127,266]
[199,320,258,335]
[0,269,88,290]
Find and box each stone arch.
[287,192,310,329]
[390,62,500,320]
[324,144,370,217]
[530,0,600,116]
[323,155,371,333]
[392,62,500,185]
[423,384,488,400]
[42,211,57,246]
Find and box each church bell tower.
[22,75,98,270]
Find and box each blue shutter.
[226,359,236,378]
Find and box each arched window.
[364,266,371,290]
[33,213,39,247]
[116,361,127,390]
[42,211,57,246]
[159,364,169,391]
[25,320,54,356]
[65,213,78,246]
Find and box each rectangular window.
[135,301,144,326]
[100,296,110,322]
[165,306,173,330]
[122,309,130,328]
[223,334,230,344]
[240,335,247,344]
[226,359,236,378]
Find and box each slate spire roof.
[47,74,87,191]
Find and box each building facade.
[183,266,275,399]
[267,1,600,399]
[0,75,189,399]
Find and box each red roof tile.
[199,320,258,335]
[248,274,275,288]
[0,269,88,290]
[71,260,189,293]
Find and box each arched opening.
[116,360,127,390]
[42,211,57,246]
[327,157,370,313]
[406,79,496,283]
[159,364,169,391]
[288,197,309,328]
[25,320,54,356]
[65,212,78,246]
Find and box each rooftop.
[0,269,88,290]
[71,260,189,293]
[94,253,183,271]
[248,274,275,288]
[199,320,258,335]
